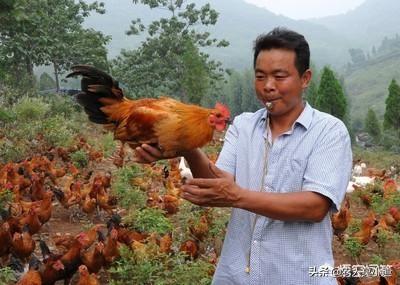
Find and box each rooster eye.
[216,113,221,118]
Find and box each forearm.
[235,189,331,222]
[182,148,215,179]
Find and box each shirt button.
[253,240,257,244]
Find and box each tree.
[111,0,229,102]
[315,66,347,121]
[304,80,318,107]
[0,0,109,90]
[383,79,400,137]
[39,72,56,91]
[364,108,381,143]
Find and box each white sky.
[243,0,366,19]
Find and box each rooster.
[67,65,230,157]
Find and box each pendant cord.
[246,115,271,273]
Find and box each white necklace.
[246,115,271,273]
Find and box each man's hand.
[133,144,164,164]
[181,162,244,207]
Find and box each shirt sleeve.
[215,116,240,176]
[302,121,353,212]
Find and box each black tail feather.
[66,65,124,124]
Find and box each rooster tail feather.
[66,65,124,124]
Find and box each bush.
[70,150,89,168]
[0,267,16,284]
[12,96,50,121]
[0,138,29,163]
[113,164,147,210]
[39,72,56,91]
[38,115,74,147]
[110,246,213,285]
[382,130,400,153]
[134,208,173,235]
[344,237,364,259]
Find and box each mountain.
[76,0,400,122]
[312,0,400,49]
[83,0,350,69]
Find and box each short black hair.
[253,27,310,75]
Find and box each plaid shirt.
[214,102,352,285]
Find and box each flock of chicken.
[0,133,208,285]
[333,163,400,285]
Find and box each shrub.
[12,96,49,121]
[70,149,89,168]
[134,208,173,235]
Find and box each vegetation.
[315,66,348,121]
[111,0,228,102]
[0,0,110,91]
[384,79,400,138]
[364,108,382,143]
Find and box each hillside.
[345,55,400,122]
[83,0,349,69]
[313,0,400,49]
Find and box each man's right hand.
[133,144,165,164]
[133,144,186,164]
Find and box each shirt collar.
[259,101,313,131]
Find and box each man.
[135,27,352,285]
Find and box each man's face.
[254,49,311,117]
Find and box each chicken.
[189,214,210,242]
[331,196,352,241]
[0,222,12,257]
[179,157,193,183]
[81,242,105,273]
[366,168,386,178]
[179,239,199,259]
[352,211,378,245]
[53,233,75,251]
[389,207,400,223]
[159,233,172,254]
[66,65,230,157]
[103,228,120,266]
[17,256,42,285]
[162,194,180,215]
[18,208,42,235]
[11,224,36,259]
[77,265,100,285]
[58,233,90,284]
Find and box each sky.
[243,0,366,20]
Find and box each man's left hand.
[181,163,243,207]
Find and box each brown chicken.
[389,207,400,223]
[77,265,100,285]
[81,241,105,273]
[17,256,42,285]
[0,222,12,257]
[103,228,120,266]
[180,239,199,259]
[352,211,378,245]
[189,214,210,242]
[66,65,230,157]
[331,196,351,241]
[18,208,42,235]
[11,224,36,259]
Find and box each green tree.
[364,108,381,143]
[0,0,109,90]
[39,72,56,91]
[304,80,319,107]
[383,79,400,138]
[112,0,229,102]
[315,66,347,121]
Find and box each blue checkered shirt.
[214,102,352,285]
